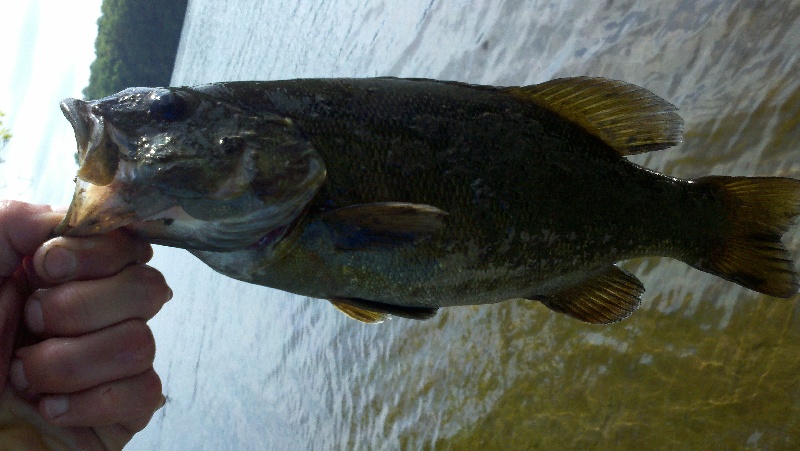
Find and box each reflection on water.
[445,295,800,449]
[130,0,800,449]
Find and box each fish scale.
[55,77,800,324]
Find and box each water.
[116,0,799,449]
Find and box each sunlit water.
[98,0,800,449]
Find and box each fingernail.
[43,245,77,281]
[10,359,29,391]
[158,394,167,409]
[25,297,45,334]
[44,395,69,419]
[167,288,174,301]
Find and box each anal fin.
[330,297,438,323]
[537,266,644,324]
[330,300,389,323]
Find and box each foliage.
[0,111,10,151]
[83,0,189,100]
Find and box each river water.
[114,0,800,449]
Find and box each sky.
[0,0,102,205]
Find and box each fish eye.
[149,91,190,122]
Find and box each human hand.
[0,201,172,449]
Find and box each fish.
[53,77,800,324]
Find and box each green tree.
[83,0,189,100]
[0,110,11,150]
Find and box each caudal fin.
[692,176,800,298]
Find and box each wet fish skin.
[57,85,326,251]
[56,77,800,324]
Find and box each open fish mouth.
[60,98,93,155]
[60,98,126,187]
[57,98,126,236]
[54,176,181,237]
[55,98,178,237]
[55,179,139,236]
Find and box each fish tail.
[690,176,800,298]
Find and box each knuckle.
[44,284,94,333]
[135,241,154,264]
[97,384,125,417]
[102,370,163,422]
[139,369,164,406]
[121,320,157,365]
[34,340,79,386]
[0,199,21,210]
[0,200,33,215]
[129,265,172,313]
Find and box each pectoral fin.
[536,266,644,324]
[330,297,438,323]
[322,202,447,250]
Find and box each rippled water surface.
[128,1,800,449]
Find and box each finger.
[76,396,166,451]
[0,273,25,394]
[118,393,166,433]
[39,369,163,428]
[67,392,166,451]
[11,320,155,395]
[25,264,172,337]
[30,230,153,286]
[0,201,62,277]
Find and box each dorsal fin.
[503,77,683,155]
[536,266,645,324]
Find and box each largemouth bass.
[54,77,800,324]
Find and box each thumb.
[0,201,63,278]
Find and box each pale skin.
[0,201,172,449]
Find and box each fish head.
[56,85,326,251]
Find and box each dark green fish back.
[244,78,694,258]
[187,78,797,320]
[205,80,699,292]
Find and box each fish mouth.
[55,179,135,237]
[54,178,178,237]
[57,99,121,236]
[60,98,92,154]
[60,98,124,187]
[56,98,153,237]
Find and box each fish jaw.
[59,99,92,161]
[54,177,179,237]
[60,97,131,187]
[56,97,175,236]
[55,179,137,236]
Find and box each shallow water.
[126,1,799,449]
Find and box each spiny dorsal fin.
[503,77,683,155]
[322,202,448,250]
[537,266,645,324]
[330,297,438,323]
